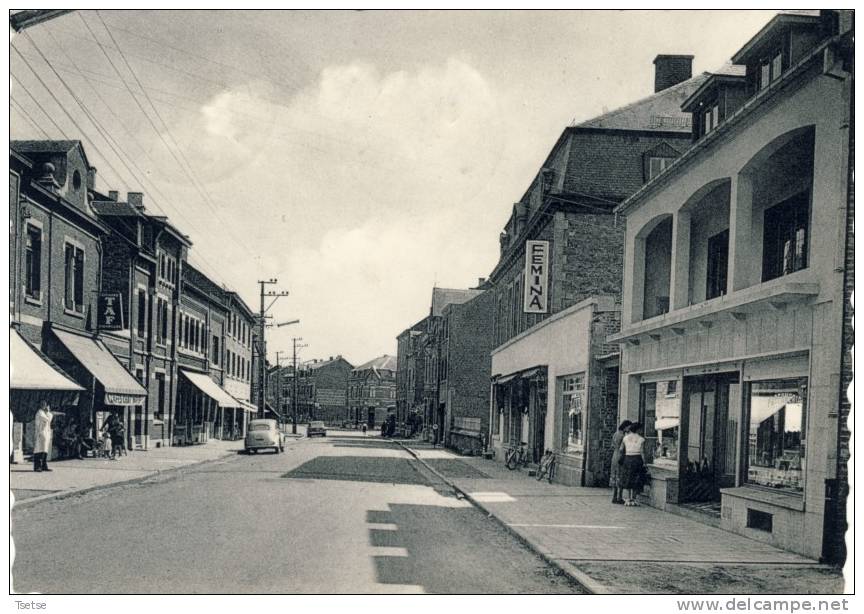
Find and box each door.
[531,382,545,463]
[680,373,739,502]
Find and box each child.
[102,430,113,459]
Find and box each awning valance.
[11,329,83,392]
[493,365,546,385]
[52,328,145,405]
[239,400,258,414]
[180,369,241,408]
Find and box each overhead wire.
[11,97,52,139]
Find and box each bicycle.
[505,441,530,471]
[536,449,556,483]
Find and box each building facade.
[611,11,852,561]
[395,317,427,436]
[347,355,397,428]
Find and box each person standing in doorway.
[610,419,632,504]
[432,422,439,448]
[33,400,54,472]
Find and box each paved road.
[11,432,584,594]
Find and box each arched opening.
[632,214,673,321]
[680,179,732,307]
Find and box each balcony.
[610,279,819,344]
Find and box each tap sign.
[98,293,124,330]
[523,240,549,314]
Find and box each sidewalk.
[398,442,845,595]
[10,439,244,509]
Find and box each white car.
[245,419,284,454]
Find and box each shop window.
[561,373,586,449]
[762,192,809,282]
[745,378,806,494]
[640,380,681,466]
[25,224,42,300]
[706,229,729,299]
[64,243,85,313]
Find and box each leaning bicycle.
[505,441,530,470]
[536,449,556,483]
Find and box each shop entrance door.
[531,382,546,463]
[680,373,740,503]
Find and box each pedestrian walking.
[619,422,646,507]
[361,423,367,436]
[610,419,632,504]
[32,400,54,472]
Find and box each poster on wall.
[523,240,549,313]
[97,292,124,330]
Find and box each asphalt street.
[11,431,584,594]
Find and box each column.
[671,210,691,310]
[729,173,755,291]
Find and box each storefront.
[10,328,84,461]
[489,297,620,486]
[48,327,147,448]
[175,369,242,445]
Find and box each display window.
[745,377,807,494]
[640,379,681,467]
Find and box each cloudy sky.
[9,9,777,365]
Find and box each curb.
[11,448,239,511]
[394,441,610,595]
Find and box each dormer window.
[702,103,720,136]
[648,156,673,180]
[759,49,783,90]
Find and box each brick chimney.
[653,55,694,92]
[108,190,119,201]
[127,191,144,211]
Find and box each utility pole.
[275,351,287,426]
[256,279,289,419]
[10,9,74,32]
[291,337,308,434]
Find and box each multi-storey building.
[395,317,427,436]
[93,190,192,449]
[347,355,397,428]
[487,56,706,484]
[223,291,258,432]
[437,289,495,454]
[610,11,852,561]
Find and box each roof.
[92,200,143,217]
[10,329,83,392]
[731,11,821,64]
[304,356,353,370]
[681,66,747,112]
[11,139,91,171]
[353,355,397,373]
[574,72,709,133]
[431,287,485,316]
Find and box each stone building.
[610,11,852,561]
[487,56,707,483]
[395,317,427,436]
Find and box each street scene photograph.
[6,6,855,601]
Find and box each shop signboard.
[97,292,124,330]
[523,240,549,313]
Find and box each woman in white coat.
[33,400,54,472]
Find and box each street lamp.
[277,319,300,328]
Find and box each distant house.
[348,354,396,427]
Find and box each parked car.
[307,421,327,437]
[245,419,284,454]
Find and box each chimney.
[108,190,119,201]
[127,192,144,211]
[87,166,96,191]
[477,277,487,287]
[653,55,694,93]
[36,162,60,192]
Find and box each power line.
[11,97,52,139]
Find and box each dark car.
[307,421,327,437]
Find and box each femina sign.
[97,293,124,330]
[523,240,549,313]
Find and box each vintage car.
[245,419,284,454]
[307,421,327,438]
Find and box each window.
[155,372,166,421]
[212,336,220,365]
[137,290,147,337]
[745,378,806,494]
[156,298,169,345]
[759,50,783,90]
[561,373,586,448]
[759,61,771,90]
[762,192,809,282]
[648,156,673,180]
[25,225,42,299]
[706,229,729,299]
[64,243,85,312]
[640,380,681,466]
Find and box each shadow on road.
[282,456,430,485]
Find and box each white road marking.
[369,546,409,557]
[469,492,516,502]
[509,523,625,529]
[367,523,398,531]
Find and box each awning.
[53,328,145,405]
[180,369,241,408]
[493,365,546,385]
[11,329,83,392]
[655,417,680,431]
[264,401,283,418]
[238,400,259,414]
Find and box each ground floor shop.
[489,297,620,487]
[175,369,248,444]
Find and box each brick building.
[347,355,397,428]
[9,141,146,457]
[276,356,354,425]
[438,289,495,454]
[610,11,852,560]
[395,317,427,435]
[487,56,706,483]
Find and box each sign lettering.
[97,293,124,331]
[523,240,549,314]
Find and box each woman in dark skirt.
[609,419,632,504]
[619,422,646,507]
